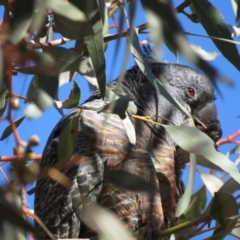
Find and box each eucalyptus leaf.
[106,169,156,193]
[190,45,218,61]
[96,96,136,119]
[0,117,25,141]
[175,153,196,217]
[81,202,134,240]
[128,29,192,119]
[210,192,238,234]
[162,125,240,184]
[65,81,81,108]
[199,171,223,196]
[57,113,80,161]
[54,0,93,40]
[47,0,87,22]
[191,0,240,71]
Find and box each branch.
[217,129,240,146]
[0,154,42,161]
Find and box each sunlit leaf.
[122,111,136,145]
[199,171,223,196]
[227,24,240,37]
[59,71,76,87]
[24,89,54,119]
[176,153,196,217]
[57,113,80,161]
[106,169,155,193]
[231,0,240,24]
[47,0,87,22]
[81,202,134,240]
[0,116,25,141]
[191,0,240,71]
[162,125,240,184]
[191,45,218,61]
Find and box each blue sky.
[0,0,240,239]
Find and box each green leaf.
[128,29,192,119]
[162,125,240,184]
[106,169,156,193]
[47,0,87,22]
[191,0,240,71]
[96,96,136,119]
[210,192,238,235]
[54,0,93,40]
[57,113,80,161]
[0,117,25,141]
[0,197,35,233]
[84,0,106,98]
[176,153,196,217]
[180,186,207,223]
[65,81,81,108]
[85,34,106,98]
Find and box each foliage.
[0,0,240,239]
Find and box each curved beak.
[193,102,222,143]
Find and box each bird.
[34,59,222,239]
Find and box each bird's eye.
[186,87,195,97]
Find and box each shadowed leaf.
[210,192,238,236]
[96,96,136,119]
[0,117,25,141]
[0,196,35,233]
[54,0,93,40]
[191,0,240,71]
[106,169,156,193]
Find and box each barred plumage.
[34,61,222,239]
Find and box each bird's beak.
[193,102,222,144]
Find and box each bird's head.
[158,62,222,143]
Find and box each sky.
[0,0,240,239]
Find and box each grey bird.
[34,60,222,239]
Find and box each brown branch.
[31,38,71,49]
[0,154,42,161]
[217,129,240,146]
